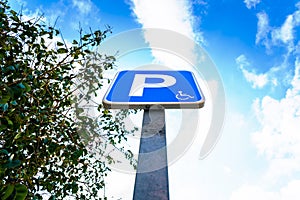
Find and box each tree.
[0,1,135,199]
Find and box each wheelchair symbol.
[176,91,194,100]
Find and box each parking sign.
[103,70,205,109]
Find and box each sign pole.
[102,70,205,199]
[133,108,170,200]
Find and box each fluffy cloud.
[231,185,279,200]
[288,58,300,96]
[255,4,300,51]
[244,0,261,9]
[251,58,300,182]
[233,17,300,197]
[241,68,268,89]
[230,180,300,200]
[272,15,294,45]
[129,0,204,68]
[256,12,270,47]
[236,54,269,89]
[72,0,92,15]
[130,0,200,41]
[253,59,300,159]
[280,180,300,199]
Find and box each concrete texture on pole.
[133,108,170,200]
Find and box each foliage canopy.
[0,1,135,199]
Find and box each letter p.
[129,74,176,97]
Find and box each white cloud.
[255,4,300,51]
[265,158,300,182]
[241,68,268,89]
[72,0,92,15]
[244,0,261,9]
[251,58,300,181]
[231,180,300,200]
[129,0,205,69]
[230,185,279,200]
[256,12,270,46]
[280,180,300,199]
[223,165,232,175]
[287,58,300,96]
[129,0,203,69]
[130,0,200,41]
[293,3,300,24]
[272,15,294,45]
[281,15,294,43]
[236,54,269,89]
[230,58,300,199]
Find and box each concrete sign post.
[133,108,169,199]
[103,70,205,199]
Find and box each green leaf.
[3,160,21,169]
[57,48,68,54]
[0,124,7,131]
[103,109,109,115]
[49,195,56,200]
[8,66,15,71]
[17,83,25,89]
[76,107,84,115]
[0,103,8,112]
[0,95,10,104]
[0,149,9,155]
[84,49,91,54]
[5,117,13,125]
[11,100,17,105]
[14,184,28,200]
[57,41,64,46]
[23,82,31,92]
[1,184,15,200]
[14,133,22,140]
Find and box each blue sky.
[9,0,300,199]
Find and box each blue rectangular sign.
[103,70,205,109]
